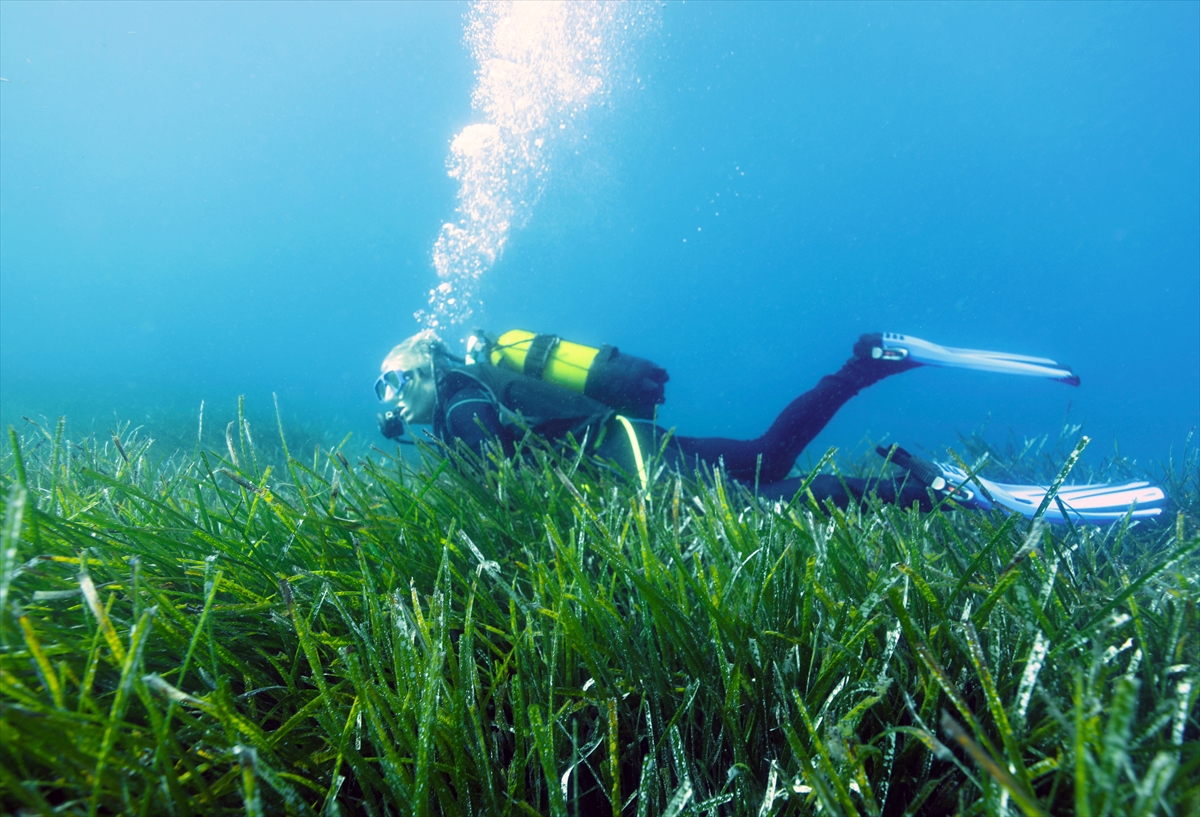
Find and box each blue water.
[2,1,1197,470]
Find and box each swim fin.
[875,333,1080,386]
[936,462,1165,524]
[878,446,1165,523]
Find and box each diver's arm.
[443,386,513,458]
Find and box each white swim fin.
[876,333,1080,386]
[937,463,1165,524]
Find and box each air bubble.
[424,1,657,329]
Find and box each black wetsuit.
[429,353,932,510]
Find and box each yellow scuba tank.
[468,329,669,419]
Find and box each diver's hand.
[377,410,405,441]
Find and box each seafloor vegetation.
[1,404,1197,816]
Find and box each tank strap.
[524,334,560,380]
[614,415,648,491]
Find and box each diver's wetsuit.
[670,356,911,484]
[429,350,930,508]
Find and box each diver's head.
[376,329,444,425]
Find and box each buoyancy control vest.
[435,364,614,443]
[467,329,669,419]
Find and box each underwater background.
[1,0,1197,472]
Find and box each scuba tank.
[467,329,669,419]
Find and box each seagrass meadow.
[1,409,1198,816]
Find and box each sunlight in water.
[418,0,651,329]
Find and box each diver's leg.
[755,474,933,510]
[674,335,919,483]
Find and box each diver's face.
[397,366,437,425]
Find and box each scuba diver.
[375,329,1165,524]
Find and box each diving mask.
[374,368,411,403]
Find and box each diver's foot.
[877,444,947,491]
[877,444,977,505]
[844,333,923,383]
[851,333,921,364]
[852,333,885,361]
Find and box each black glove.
[377,410,405,441]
